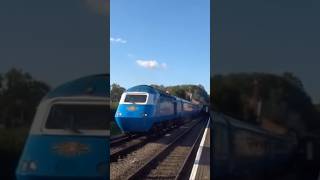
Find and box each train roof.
[126,85,158,94]
[126,84,169,96]
[44,74,109,99]
[126,85,202,105]
[127,85,181,100]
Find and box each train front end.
[16,75,109,180]
[16,97,109,180]
[115,92,156,133]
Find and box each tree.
[212,72,319,134]
[167,86,186,99]
[198,84,205,90]
[283,72,304,90]
[0,68,50,128]
[165,84,209,104]
[110,83,125,102]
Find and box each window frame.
[41,99,108,136]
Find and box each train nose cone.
[115,105,153,132]
[115,116,150,132]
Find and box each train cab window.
[124,94,147,103]
[45,104,108,130]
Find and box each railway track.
[126,117,207,180]
[110,134,144,147]
[110,134,130,145]
[110,125,179,162]
[110,116,207,180]
[110,135,150,162]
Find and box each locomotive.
[115,85,202,133]
[212,111,298,179]
[16,74,109,180]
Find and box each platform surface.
[189,117,210,180]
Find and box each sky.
[110,0,210,94]
[0,0,108,88]
[212,0,320,104]
[3,0,318,104]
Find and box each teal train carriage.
[16,74,109,180]
[115,85,201,133]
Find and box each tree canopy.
[212,72,320,134]
[110,83,126,102]
[151,84,210,104]
[0,68,50,128]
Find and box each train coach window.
[124,94,147,103]
[45,104,108,130]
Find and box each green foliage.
[151,84,210,104]
[212,72,319,133]
[110,101,122,136]
[110,121,122,136]
[0,68,50,128]
[110,83,125,102]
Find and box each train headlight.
[117,112,122,116]
[144,113,148,117]
[20,160,38,172]
[29,161,38,171]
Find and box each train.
[16,74,109,180]
[212,111,298,179]
[115,85,203,133]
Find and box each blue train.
[16,74,109,180]
[212,111,298,179]
[115,85,202,133]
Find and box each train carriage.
[16,74,109,180]
[115,85,202,133]
[212,111,298,179]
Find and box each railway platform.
[189,117,210,180]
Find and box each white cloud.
[110,37,127,44]
[136,60,167,69]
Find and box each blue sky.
[110,0,210,93]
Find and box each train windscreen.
[45,104,108,130]
[124,94,147,103]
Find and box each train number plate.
[52,142,90,156]
[127,106,136,111]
